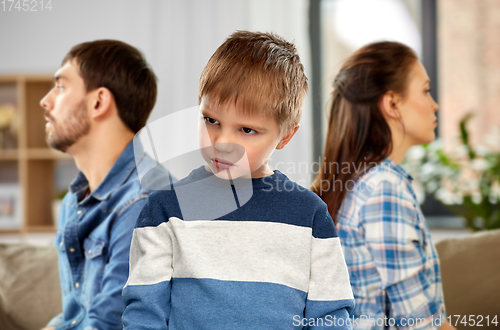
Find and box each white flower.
[421,163,437,177]
[455,144,469,158]
[471,192,482,204]
[411,180,426,204]
[428,139,444,152]
[491,183,500,200]
[406,146,426,161]
[436,187,461,205]
[489,194,498,204]
[475,145,491,157]
[453,192,464,205]
[485,126,500,148]
[471,159,490,171]
[426,181,439,194]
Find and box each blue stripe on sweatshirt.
[135,167,337,239]
[122,281,171,330]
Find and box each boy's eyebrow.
[230,116,270,131]
[200,109,212,116]
[201,109,269,131]
[200,109,217,120]
[238,122,268,131]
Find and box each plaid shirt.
[336,158,446,329]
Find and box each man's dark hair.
[63,40,157,133]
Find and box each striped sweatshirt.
[122,166,354,329]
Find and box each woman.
[312,41,454,330]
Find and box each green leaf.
[459,113,476,160]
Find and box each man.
[40,40,157,330]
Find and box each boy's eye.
[204,117,219,125]
[241,127,256,134]
[425,88,431,94]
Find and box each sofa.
[0,229,499,330]
[0,243,61,330]
[435,229,500,329]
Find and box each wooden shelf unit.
[0,74,71,234]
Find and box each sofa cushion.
[0,243,61,330]
[435,229,500,329]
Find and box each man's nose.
[40,89,54,111]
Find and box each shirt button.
[75,282,79,288]
[77,210,82,215]
[88,249,92,254]
[59,242,63,247]
[69,248,75,253]
[72,320,77,325]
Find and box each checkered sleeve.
[359,179,445,329]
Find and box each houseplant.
[403,114,500,231]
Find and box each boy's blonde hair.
[198,30,308,132]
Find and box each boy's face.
[199,95,297,179]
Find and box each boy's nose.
[213,131,236,153]
[214,142,236,153]
[213,142,246,165]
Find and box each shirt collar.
[69,140,138,201]
[382,157,414,182]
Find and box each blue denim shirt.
[47,141,157,330]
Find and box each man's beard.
[46,101,91,152]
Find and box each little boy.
[122,31,354,329]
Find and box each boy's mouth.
[211,158,234,170]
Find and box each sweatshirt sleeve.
[122,198,173,330]
[304,203,355,329]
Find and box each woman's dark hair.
[311,41,418,224]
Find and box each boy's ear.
[89,87,115,119]
[276,124,300,150]
[378,91,401,120]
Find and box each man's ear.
[89,87,115,119]
[378,91,401,120]
[276,124,300,150]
